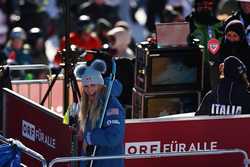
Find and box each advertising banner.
[3,88,250,167]
[3,89,72,166]
[125,116,250,167]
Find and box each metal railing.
[11,79,52,107]
[48,149,250,167]
[7,64,82,114]
[0,135,47,167]
[8,64,54,110]
[7,64,51,72]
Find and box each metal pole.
[48,149,249,167]
[89,58,116,167]
[5,64,50,71]
[63,0,71,115]
[40,69,61,105]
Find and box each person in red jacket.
[53,15,102,65]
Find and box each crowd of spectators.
[0,0,193,72]
[1,0,250,117]
[0,0,238,71]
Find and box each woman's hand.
[82,141,88,153]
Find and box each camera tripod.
[40,49,82,117]
[39,1,82,166]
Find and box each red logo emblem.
[208,38,220,55]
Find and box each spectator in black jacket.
[219,19,250,80]
[106,27,135,118]
[196,56,250,116]
[224,0,250,45]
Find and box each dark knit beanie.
[225,20,245,39]
[224,56,247,80]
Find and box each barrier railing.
[8,64,81,114]
[48,149,250,167]
[8,64,59,113]
[0,135,47,167]
[11,79,53,108]
[7,64,51,72]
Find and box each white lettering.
[170,141,178,152]
[179,143,186,152]
[211,141,218,150]
[35,129,56,149]
[236,106,242,114]
[197,142,202,151]
[232,106,235,114]
[22,120,56,149]
[126,141,219,154]
[211,104,215,114]
[226,105,230,115]
[211,104,243,115]
[215,104,220,114]
[220,105,226,115]
[188,143,196,152]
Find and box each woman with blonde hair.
[76,59,125,167]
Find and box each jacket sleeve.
[195,91,212,116]
[85,107,125,147]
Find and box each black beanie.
[224,56,247,80]
[225,20,245,39]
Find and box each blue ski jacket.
[82,79,125,167]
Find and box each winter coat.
[219,39,250,80]
[196,79,250,116]
[82,80,125,167]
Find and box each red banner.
[3,89,72,166]
[3,88,250,167]
[125,116,250,167]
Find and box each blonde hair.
[79,85,106,131]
